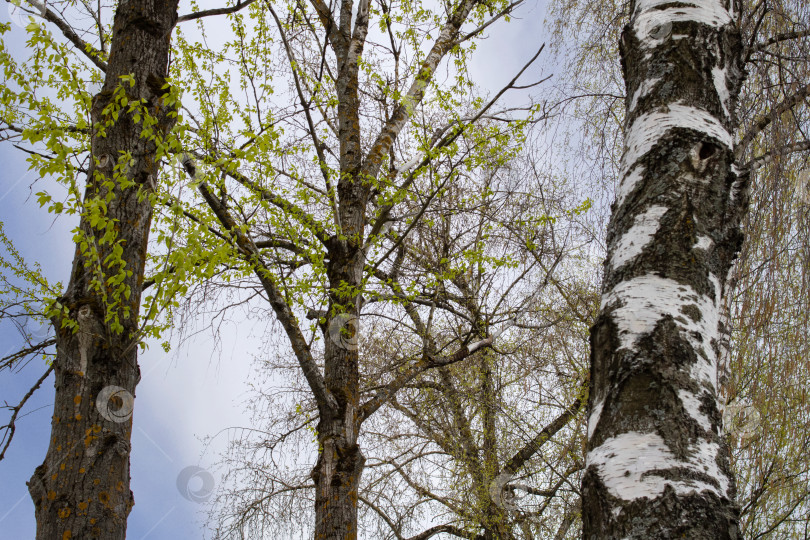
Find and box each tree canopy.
[0,0,808,537]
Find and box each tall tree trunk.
[27,0,178,537]
[582,0,747,537]
[313,239,366,540]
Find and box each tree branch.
[24,0,108,72]
[502,390,585,476]
[182,157,337,414]
[736,82,810,158]
[176,0,259,24]
[0,364,54,461]
[752,29,810,52]
[360,0,481,179]
[358,332,493,422]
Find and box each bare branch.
[736,82,810,158]
[358,333,493,422]
[176,0,259,24]
[0,365,54,461]
[752,30,810,52]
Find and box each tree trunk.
[313,235,366,539]
[582,0,747,538]
[27,0,178,537]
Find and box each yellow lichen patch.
[93,478,100,485]
[89,518,96,525]
[47,491,56,500]
[93,425,101,433]
[74,414,82,421]
[51,473,58,481]
[116,481,124,491]
[78,501,88,510]
[60,463,66,471]
[73,395,82,405]
[62,530,71,540]
[98,492,110,505]
[58,507,71,519]
[79,468,86,474]
[84,433,97,448]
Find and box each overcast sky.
[0,0,553,537]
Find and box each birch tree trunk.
[26,0,178,537]
[582,0,747,537]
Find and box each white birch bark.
[582,0,747,537]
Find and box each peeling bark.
[582,0,747,537]
[27,0,178,537]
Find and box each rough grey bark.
[582,0,747,538]
[26,0,179,537]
